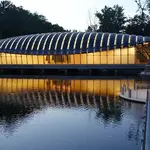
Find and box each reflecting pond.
[0,78,145,150]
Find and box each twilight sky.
[10,0,138,31]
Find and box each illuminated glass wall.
[0,32,149,65]
[0,47,144,64]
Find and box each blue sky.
[10,0,138,31]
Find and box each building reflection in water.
[0,78,145,145]
[0,78,136,95]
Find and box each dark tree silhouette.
[147,0,150,12]
[126,14,150,35]
[0,0,65,39]
[92,2,150,35]
[95,5,126,33]
[126,0,150,35]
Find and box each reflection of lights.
[0,78,135,96]
[0,90,119,110]
[0,89,123,135]
[0,78,145,144]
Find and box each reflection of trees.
[0,90,144,145]
[0,91,123,133]
[0,91,121,132]
[0,98,33,134]
[0,78,145,146]
[95,96,122,124]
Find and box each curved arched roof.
[0,32,150,55]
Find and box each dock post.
[121,86,124,95]
[123,84,126,92]
[128,88,131,98]
[135,83,138,99]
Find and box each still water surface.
[0,78,145,150]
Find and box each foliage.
[95,5,126,33]
[147,0,150,12]
[94,1,150,36]
[0,0,65,39]
[125,14,150,35]
[125,0,150,35]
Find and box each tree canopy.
[86,0,150,35]
[95,5,126,33]
[1,0,150,38]
[147,0,150,11]
[0,0,65,39]
[125,0,150,35]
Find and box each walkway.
[144,90,150,150]
[120,87,147,103]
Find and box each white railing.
[120,84,147,103]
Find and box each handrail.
[141,89,150,150]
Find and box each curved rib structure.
[0,32,150,55]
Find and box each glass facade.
[0,32,150,65]
[0,47,149,64]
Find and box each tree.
[0,0,65,39]
[135,0,147,24]
[126,15,150,35]
[147,0,150,12]
[125,0,150,35]
[95,5,126,33]
[86,10,98,32]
